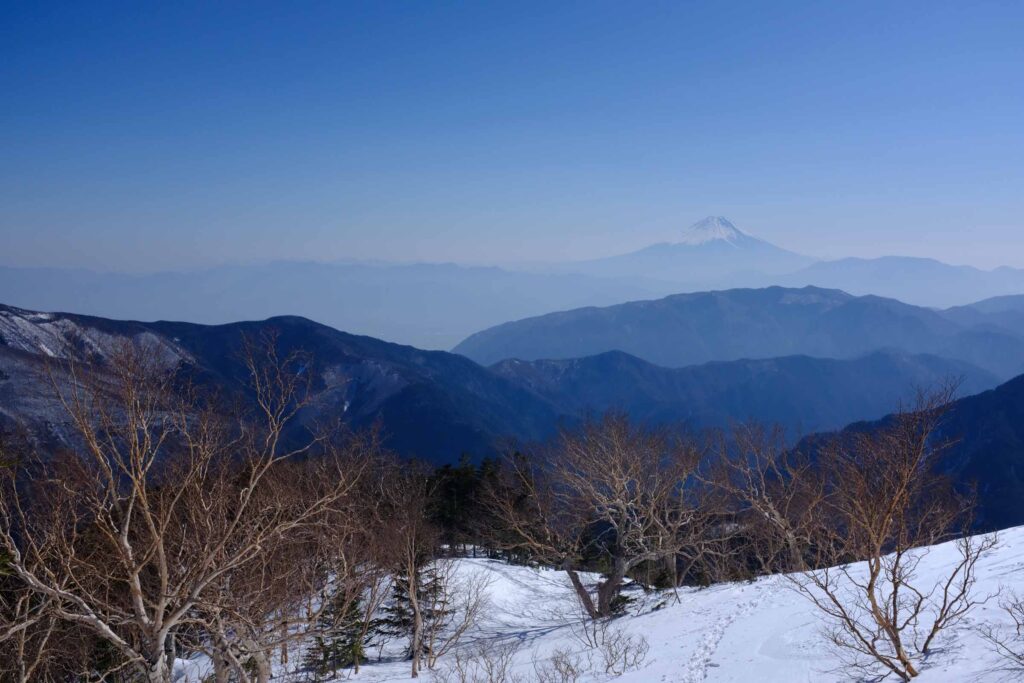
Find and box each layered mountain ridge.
[454,285,1024,380]
[0,294,1015,464]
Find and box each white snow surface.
[174,527,1024,682]
[0,305,190,365]
[678,216,750,246]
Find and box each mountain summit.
[679,216,749,246]
[565,217,813,283]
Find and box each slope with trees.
[492,349,998,438]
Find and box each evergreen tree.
[378,569,418,659]
[428,456,503,555]
[303,594,368,680]
[378,563,454,661]
[417,562,454,661]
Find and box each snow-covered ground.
[176,527,1024,682]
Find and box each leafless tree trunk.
[423,559,492,669]
[791,387,995,681]
[704,423,830,575]
[375,460,439,677]
[352,566,389,675]
[0,334,374,682]
[0,592,59,683]
[980,591,1024,672]
[486,414,706,618]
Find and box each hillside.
[820,371,1024,532]
[6,303,1006,464]
[0,304,560,462]
[454,286,1024,379]
[492,349,999,438]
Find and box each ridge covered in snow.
[0,304,190,365]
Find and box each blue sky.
[2,1,1022,271]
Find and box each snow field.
[175,526,1024,682]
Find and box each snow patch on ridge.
[0,306,192,366]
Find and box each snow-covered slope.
[0,303,190,365]
[175,527,1024,681]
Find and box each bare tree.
[487,414,704,619]
[980,591,1024,674]
[0,429,75,682]
[348,550,391,675]
[0,588,60,682]
[422,559,492,669]
[0,336,372,683]
[377,461,441,678]
[791,388,996,681]
[706,423,830,574]
[532,647,587,683]
[431,638,526,683]
[184,443,376,683]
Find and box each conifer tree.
[378,562,454,662]
[419,563,454,653]
[378,569,418,659]
[303,594,367,679]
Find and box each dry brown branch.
[532,647,588,683]
[431,639,526,683]
[704,423,830,574]
[979,591,1024,673]
[423,559,493,669]
[0,335,375,683]
[486,414,706,618]
[375,459,442,678]
[790,386,995,681]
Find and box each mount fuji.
[676,215,761,246]
[565,216,814,282]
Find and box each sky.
[2,1,1023,272]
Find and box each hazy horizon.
[5,215,1024,277]
[3,2,1023,273]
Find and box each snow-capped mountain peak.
[679,216,749,246]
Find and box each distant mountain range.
[3,217,1022,349]
[554,217,1024,308]
[1,298,1008,462]
[772,256,1024,309]
[453,286,1024,381]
